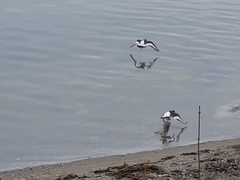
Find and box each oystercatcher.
[130,39,160,51]
[161,110,187,124]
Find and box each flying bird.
[161,110,187,124]
[129,54,158,69]
[130,39,160,51]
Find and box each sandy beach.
[0,138,240,180]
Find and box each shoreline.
[1,138,240,180]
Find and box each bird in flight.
[161,110,187,124]
[130,39,160,51]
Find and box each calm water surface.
[1,0,240,171]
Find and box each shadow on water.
[129,54,158,69]
[155,121,187,145]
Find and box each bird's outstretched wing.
[145,57,158,69]
[173,114,187,124]
[129,54,137,67]
[145,41,160,51]
[153,57,158,63]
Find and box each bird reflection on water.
[155,121,187,144]
[129,54,158,69]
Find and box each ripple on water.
[1,0,240,171]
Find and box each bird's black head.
[169,110,176,116]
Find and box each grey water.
[1,0,240,171]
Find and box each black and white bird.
[130,39,160,51]
[161,110,187,124]
[129,54,158,69]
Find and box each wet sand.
[0,138,240,180]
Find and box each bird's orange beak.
[130,44,136,48]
